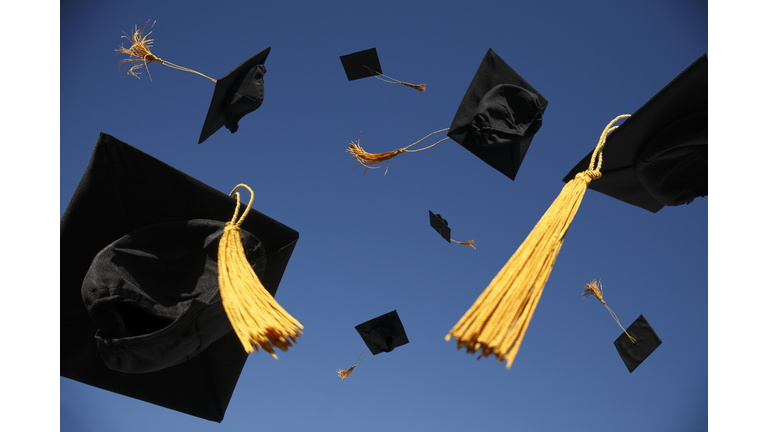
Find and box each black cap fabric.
[614,314,662,373]
[355,310,409,355]
[199,46,271,144]
[82,219,265,374]
[563,54,707,213]
[340,48,383,81]
[447,48,548,181]
[61,132,299,422]
[429,210,451,243]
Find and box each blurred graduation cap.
[563,54,707,212]
[114,21,270,144]
[347,48,547,180]
[429,210,476,249]
[340,47,426,92]
[61,133,301,422]
[337,310,409,379]
[582,280,662,373]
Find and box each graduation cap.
[614,315,662,373]
[429,210,476,249]
[337,310,409,379]
[563,54,707,212]
[114,21,270,144]
[582,280,661,372]
[198,46,271,144]
[61,133,301,422]
[346,48,547,179]
[447,48,548,181]
[340,47,426,92]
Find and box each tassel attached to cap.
[444,114,631,368]
[337,347,368,379]
[452,239,477,249]
[347,128,450,175]
[116,20,217,83]
[362,65,426,92]
[219,184,304,357]
[582,279,636,343]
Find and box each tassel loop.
[218,184,304,357]
[346,128,450,175]
[338,347,368,379]
[362,64,426,92]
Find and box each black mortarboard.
[563,54,707,212]
[429,211,451,243]
[614,314,662,373]
[340,48,384,81]
[61,133,300,422]
[355,310,409,355]
[198,46,271,144]
[447,48,548,181]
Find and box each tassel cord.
[338,347,369,379]
[362,64,426,92]
[583,280,636,343]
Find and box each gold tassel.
[362,64,426,92]
[346,129,449,175]
[116,20,217,82]
[219,184,304,357]
[338,347,368,379]
[452,239,477,249]
[444,114,631,368]
[582,279,636,343]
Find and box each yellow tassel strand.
[452,239,477,249]
[444,114,631,369]
[116,20,217,83]
[337,347,369,380]
[582,279,636,343]
[362,64,426,92]
[218,184,304,357]
[346,129,450,175]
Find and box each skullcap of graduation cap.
[199,46,271,144]
[82,219,265,374]
[429,211,451,243]
[563,54,707,212]
[355,310,409,355]
[340,48,384,81]
[61,132,299,422]
[448,48,548,181]
[614,314,662,373]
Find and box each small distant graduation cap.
[61,133,300,422]
[563,54,707,212]
[429,210,476,248]
[198,46,271,144]
[115,21,270,144]
[615,314,662,373]
[582,280,661,373]
[337,310,409,379]
[347,48,547,179]
[340,47,426,92]
[355,310,410,355]
[447,48,549,181]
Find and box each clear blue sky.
[9,0,754,430]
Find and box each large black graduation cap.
[447,48,549,181]
[61,133,300,422]
[199,46,271,144]
[614,314,662,373]
[355,310,409,355]
[563,54,708,213]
